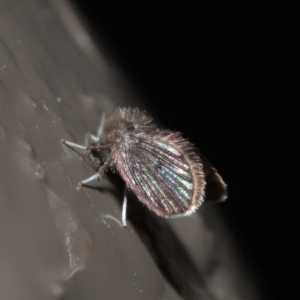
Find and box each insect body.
[61,108,226,227]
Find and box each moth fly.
[61,107,227,227]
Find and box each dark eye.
[91,148,99,157]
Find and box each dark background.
[72,2,297,299]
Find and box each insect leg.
[79,173,99,186]
[79,155,112,186]
[97,112,106,139]
[61,139,87,150]
[91,112,106,142]
[122,188,128,228]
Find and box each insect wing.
[115,132,205,217]
[200,155,227,203]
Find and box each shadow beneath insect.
[78,150,218,299]
[126,197,215,300]
[83,175,213,299]
[90,173,215,300]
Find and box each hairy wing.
[114,132,205,217]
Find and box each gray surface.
[0,1,260,299]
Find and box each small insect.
[61,107,226,227]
